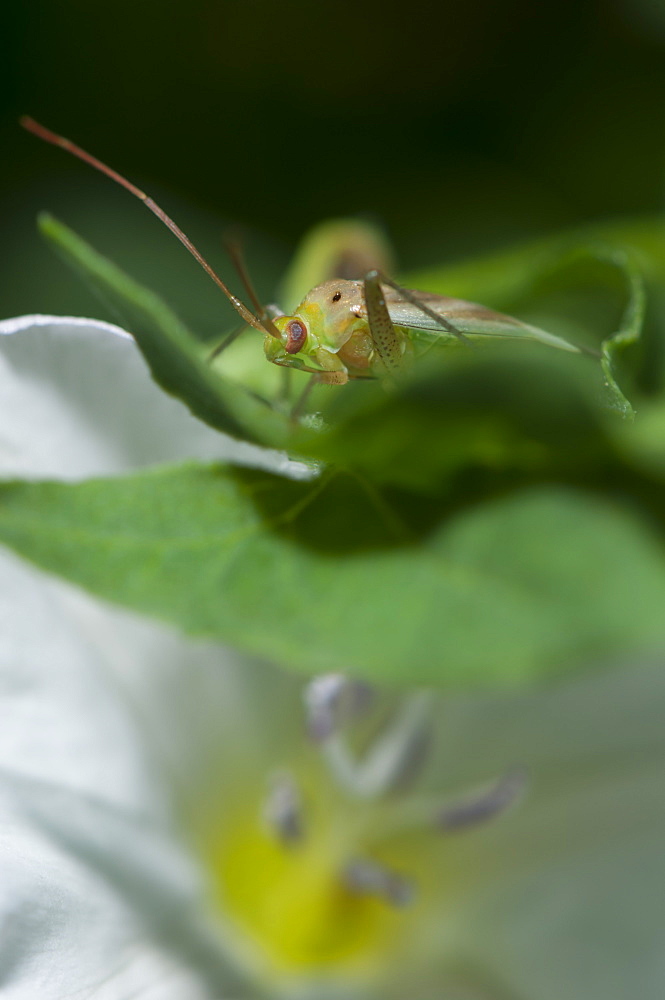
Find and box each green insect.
[264,275,580,385]
[21,117,581,388]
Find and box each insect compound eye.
[284,319,308,354]
[332,291,342,302]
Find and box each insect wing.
[384,288,580,354]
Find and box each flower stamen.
[317,688,433,799]
[343,858,416,908]
[436,767,528,832]
[263,770,305,846]
[304,673,373,742]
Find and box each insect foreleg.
[207,305,287,365]
[207,322,247,362]
[363,270,405,376]
[378,273,470,343]
[290,374,318,420]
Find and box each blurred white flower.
[0,315,663,1000]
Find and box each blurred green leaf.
[38,213,292,450]
[408,217,665,305]
[596,246,645,417]
[0,465,664,686]
[613,399,665,481]
[295,345,612,492]
[411,235,655,418]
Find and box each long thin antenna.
[20,116,278,338]
[223,230,282,340]
[223,231,265,316]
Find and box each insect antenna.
[223,231,265,316]
[223,231,282,340]
[20,116,280,339]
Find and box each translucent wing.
[383,287,581,354]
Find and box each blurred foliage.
[2,0,665,325]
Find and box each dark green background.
[2,0,665,336]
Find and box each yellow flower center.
[192,683,518,996]
[205,795,428,992]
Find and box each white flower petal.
[0,783,219,1000]
[0,315,309,481]
[416,662,665,1000]
[0,548,245,999]
[0,547,163,805]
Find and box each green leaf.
[38,213,292,449]
[295,344,614,492]
[411,237,650,419]
[613,398,665,480]
[1,465,664,687]
[595,245,645,418]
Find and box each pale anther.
[343,858,415,908]
[303,673,373,742]
[263,770,305,845]
[436,767,528,833]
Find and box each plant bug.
[20,117,583,388]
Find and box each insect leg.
[290,374,318,420]
[207,322,247,362]
[363,270,405,375]
[378,273,470,343]
[318,370,349,385]
[208,305,287,366]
